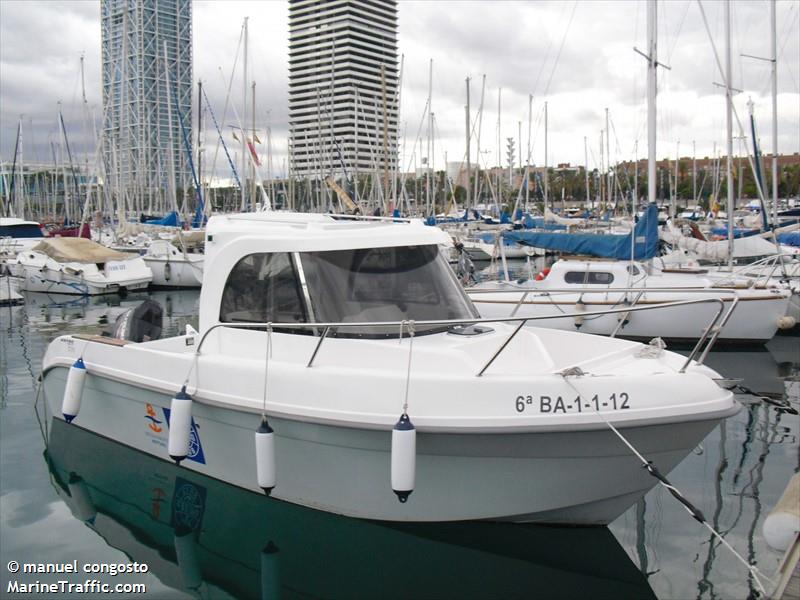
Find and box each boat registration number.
[515,393,630,414]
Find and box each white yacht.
[0,217,46,257]
[470,258,792,345]
[42,212,738,525]
[15,238,152,295]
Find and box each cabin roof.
[205,211,451,252]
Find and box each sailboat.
[468,0,793,345]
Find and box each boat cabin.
[200,212,478,336]
[536,259,647,288]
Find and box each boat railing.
[466,286,741,372]
[196,295,735,376]
[468,284,743,331]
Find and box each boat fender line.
[559,372,772,595]
[67,472,97,525]
[168,386,193,464]
[391,413,416,503]
[62,357,87,423]
[255,416,276,495]
[254,324,277,493]
[392,321,417,502]
[260,541,280,599]
[573,297,586,329]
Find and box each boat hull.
[470,288,789,344]
[143,256,203,288]
[43,365,724,525]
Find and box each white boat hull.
[43,367,725,524]
[143,256,203,288]
[42,327,737,525]
[470,286,789,344]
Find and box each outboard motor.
[105,299,163,342]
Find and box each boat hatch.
[219,244,478,338]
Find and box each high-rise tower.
[101,0,192,209]
[288,0,398,186]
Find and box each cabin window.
[299,244,477,337]
[627,265,640,276]
[564,271,615,285]
[220,253,307,326]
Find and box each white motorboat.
[15,238,152,295]
[469,258,792,345]
[0,217,46,257]
[143,239,204,288]
[42,212,738,525]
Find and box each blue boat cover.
[521,214,567,230]
[778,232,800,247]
[709,227,760,239]
[145,211,180,227]
[504,203,659,260]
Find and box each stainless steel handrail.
[194,295,733,377]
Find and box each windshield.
[300,245,477,337]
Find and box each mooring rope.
[560,373,773,596]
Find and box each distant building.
[288,0,399,180]
[101,0,193,202]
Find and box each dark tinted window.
[564,271,615,285]
[220,253,307,326]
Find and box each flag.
[232,130,240,142]
[247,139,262,166]
[253,133,262,144]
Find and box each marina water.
[1,266,798,599]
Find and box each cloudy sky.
[1,0,798,179]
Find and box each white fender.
[255,417,276,495]
[62,358,87,423]
[573,299,586,329]
[168,387,193,464]
[391,413,416,503]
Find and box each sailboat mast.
[725,0,734,269]
[544,101,549,213]
[584,136,590,211]
[605,107,611,209]
[647,0,657,208]
[241,17,248,211]
[770,0,778,228]
[465,77,471,210]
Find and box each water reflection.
[613,337,799,600]
[3,278,798,600]
[45,419,655,600]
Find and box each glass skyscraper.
[101,0,192,209]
